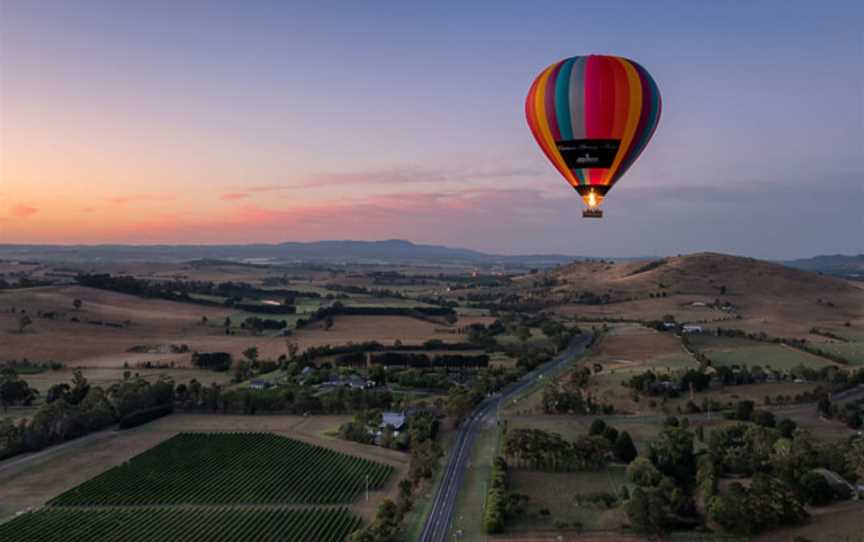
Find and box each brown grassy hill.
[542,253,864,339]
[551,252,857,298]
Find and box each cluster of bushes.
[541,379,614,415]
[191,352,232,372]
[300,340,482,365]
[118,403,173,429]
[200,385,394,416]
[75,274,299,315]
[707,473,807,536]
[484,457,510,533]
[503,427,612,471]
[0,372,174,461]
[239,316,288,332]
[296,302,456,328]
[818,397,863,429]
[367,352,490,368]
[1,359,65,373]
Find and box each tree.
[68,370,90,405]
[446,386,476,428]
[285,340,299,363]
[0,369,38,412]
[588,419,607,437]
[799,472,833,506]
[627,487,669,536]
[46,383,71,403]
[697,454,718,497]
[735,400,754,421]
[324,315,334,331]
[778,418,798,438]
[707,483,754,535]
[16,313,32,333]
[233,361,252,383]
[242,347,259,364]
[648,426,695,487]
[817,397,831,417]
[613,431,638,463]
[627,457,662,487]
[73,298,83,311]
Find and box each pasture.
[815,341,864,365]
[507,467,628,532]
[705,343,837,370]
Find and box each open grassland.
[294,314,464,348]
[816,341,864,365]
[552,295,726,323]
[580,330,698,415]
[756,500,864,542]
[0,506,362,542]
[18,367,231,398]
[50,432,393,506]
[706,343,838,370]
[508,467,628,532]
[1,284,467,368]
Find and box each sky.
[1,0,862,259]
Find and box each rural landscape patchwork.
[0,246,862,541]
[3,2,863,541]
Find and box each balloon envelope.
[525,55,661,210]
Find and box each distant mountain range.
[782,254,864,279]
[1,241,860,276]
[0,240,581,267]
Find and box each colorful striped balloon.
[526,55,661,215]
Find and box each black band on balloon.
[556,139,621,169]
[574,185,612,197]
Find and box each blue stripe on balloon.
[555,58,576,141]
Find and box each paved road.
[417,335,592,542]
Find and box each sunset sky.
[1,1,862,258]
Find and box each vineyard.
[50,433,394,506]
[0,507,362,542]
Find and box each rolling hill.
[542,252,864,338]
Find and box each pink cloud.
[242,165,540,193]
[11,204,39,218]
[96,187,558,246]
[221,192,249,201]
[106,193,177,206]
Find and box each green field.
[50,433,393,506]
[706,344,836,370]
[0,507,361,542]
[815,341,864,365]
[688,333,761,351]
[508,467,628,531]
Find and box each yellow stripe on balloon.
[605,59,643,186]
[534,64,577,187]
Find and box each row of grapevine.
[49,433,394,506]
[0,507,362,542]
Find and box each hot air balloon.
[526,55,661,218]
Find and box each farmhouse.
[380,412,406,431]
[682,324,703,334]
[323,374,372,390]
[249,379,273,390]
